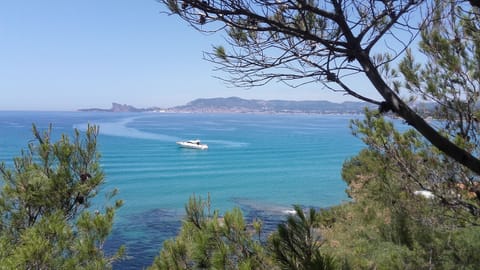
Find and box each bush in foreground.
[0,125,124,269]
[149,195,335,270]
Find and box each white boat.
[176,139,208,150]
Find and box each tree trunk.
[357,52,480,175]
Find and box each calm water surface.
[0,112,365,269]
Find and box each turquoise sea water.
[0,112,365,269]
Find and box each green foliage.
[0,124,123,269]
[352,110,480,220]
[214,46,227,62]
[399,1,480,150]
[317,112,480,269]
[150,195,337,270]
[270,205,336,270]
[149,194,273,270]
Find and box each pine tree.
[0,124,124,269]
[149,194,274,270]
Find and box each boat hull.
[176,141,208,150]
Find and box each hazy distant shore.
[78,97,376,114]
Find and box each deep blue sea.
[0,111,366,269]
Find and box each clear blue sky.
[0,0,374,111]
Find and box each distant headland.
[78,102,163,113]
[78,97,376,114]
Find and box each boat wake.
[74,116,250,147]
[74,117,180,142]
[204,139,249,148]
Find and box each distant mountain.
[170,97,375,114]
[78,98,376,114]
[78,102,163,112]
